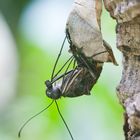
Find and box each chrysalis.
[66,0,118,65]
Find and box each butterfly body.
[61,65,102,98]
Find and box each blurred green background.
[0,0,124,140]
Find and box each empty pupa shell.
[66,0,118,65]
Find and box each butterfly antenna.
[18,100,54,138]
[53,55,74,79]
[51,36,67,80]
[52,70,73,84]
[62,57,74,85]
[55,100,74,140]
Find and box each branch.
[103,0,140,139]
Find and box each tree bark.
[103,0,140,140]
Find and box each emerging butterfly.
[45,33,103,100]
[43,28,118,140]
[18,0,118,140]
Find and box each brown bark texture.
[103,0,140,140]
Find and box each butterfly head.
[45,80,62,99]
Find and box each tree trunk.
[103,0,140,140]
